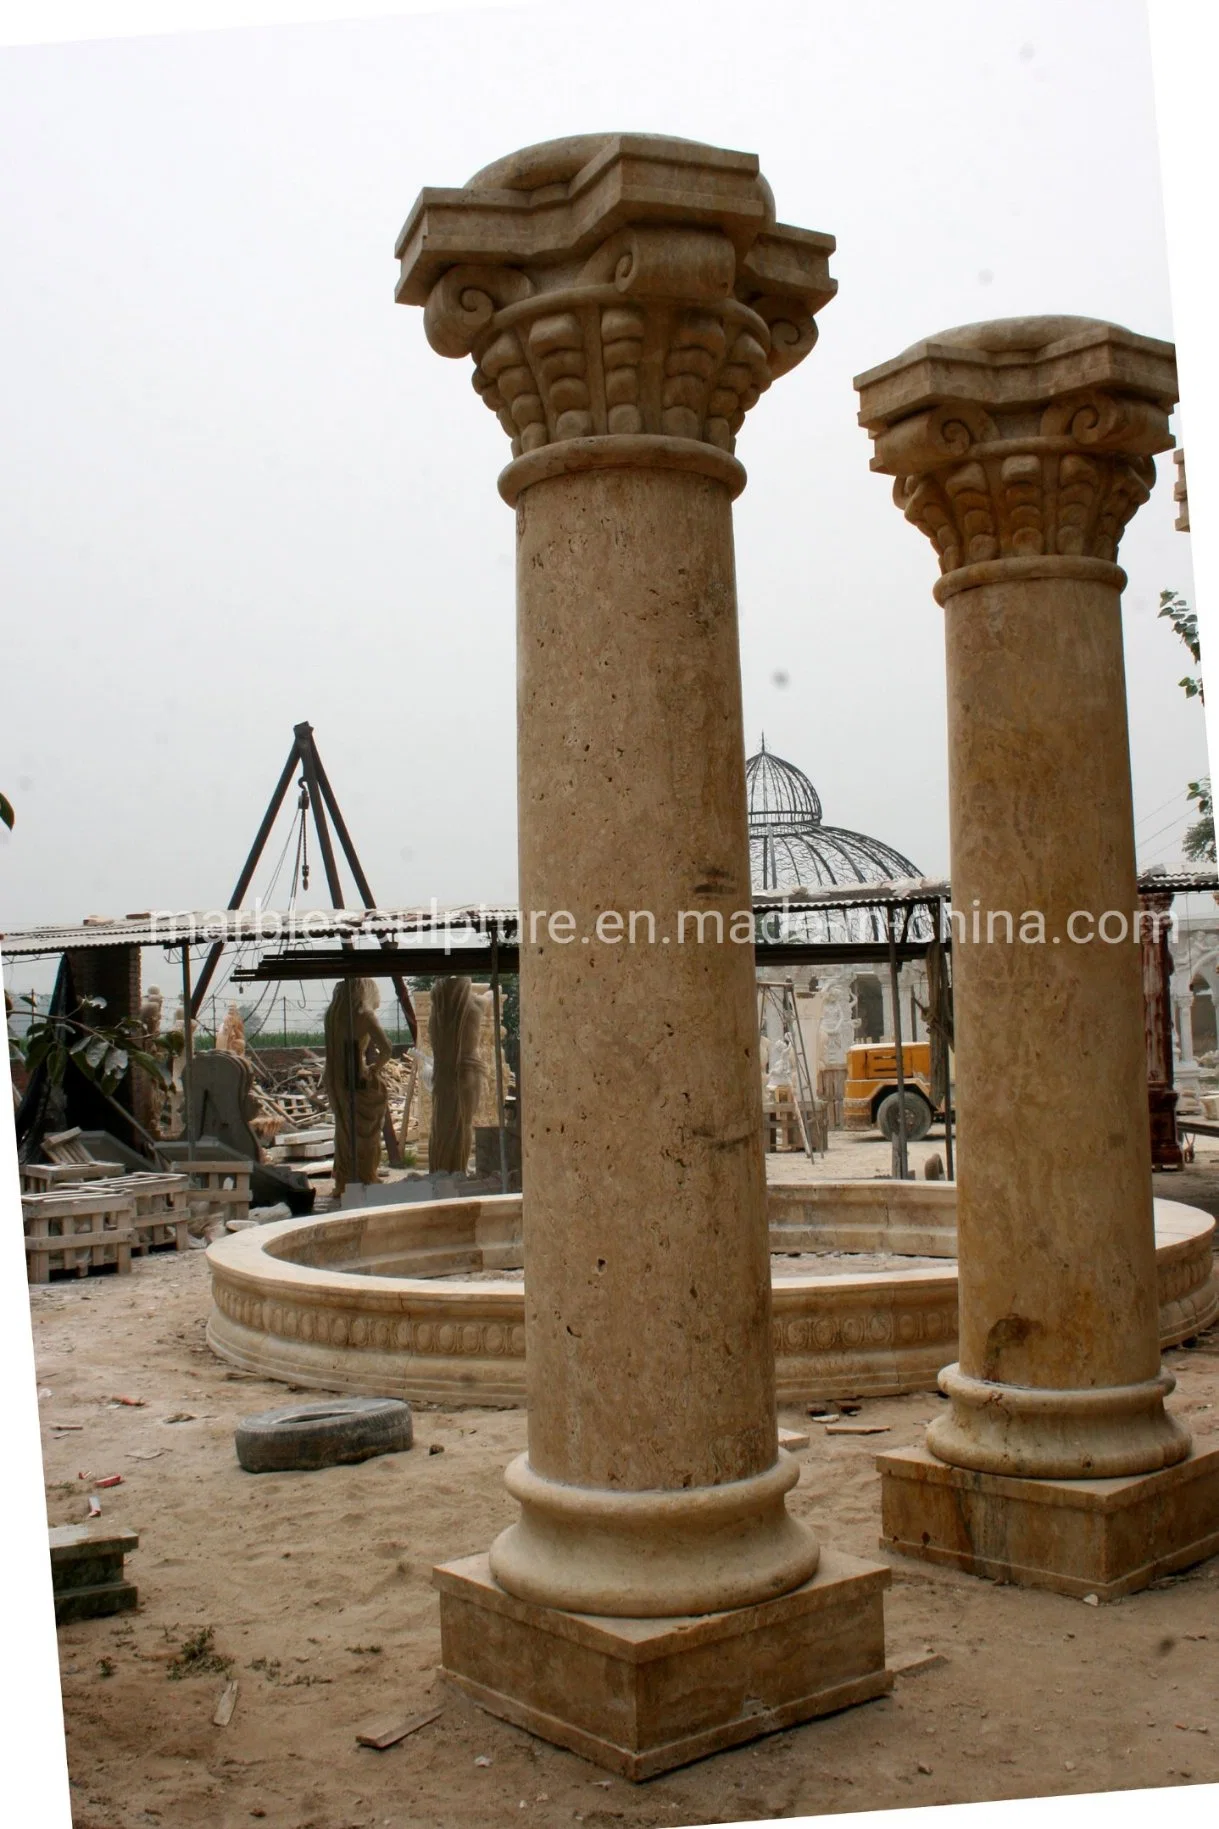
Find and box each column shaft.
[514,460,774,1492]
[944,572,1159,1391]
[487,449,821,1614]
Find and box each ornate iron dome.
[746,738,932,945]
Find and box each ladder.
[758,979,823,1160]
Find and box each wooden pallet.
[22,1189,135,1284]
[178,1161,252,1225]
[42,1126,110,1167]
[21,1160,117,1191]
[87,1174,191,1253]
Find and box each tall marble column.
[396,135,890,1777]
[856,316,1219,1597]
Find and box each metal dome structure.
[746,738,931,944]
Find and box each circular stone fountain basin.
[206,1183,1217,1407]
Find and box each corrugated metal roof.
[0,906,519,957]
[2,871,1214,958]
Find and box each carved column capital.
[396,134,835,468]
[854,316,1178,594]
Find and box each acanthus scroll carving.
[421,229,824,459]
[877,387,1167,573]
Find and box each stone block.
[433,1547,891,1780]
[50,1523,138,1624]
[877,1442,1219,1599]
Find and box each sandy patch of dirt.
[31,1240,1219,1829]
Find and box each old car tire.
[235,1396,413,1473]
[875,1090,933,1143]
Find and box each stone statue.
[323,978,392,1198]
[139,984,164,1039]
[428,976,488,1174]
[816,968,857,1067]
[216,1001,247,1055]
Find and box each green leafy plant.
[17,991,179,1097]
[1158,589,1214,864]
[1159,588,1203,702]
[1183,778,1215,864]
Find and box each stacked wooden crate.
[22,1167,192,1280]
[20,1160,117,1191]
[178,1160,252,1227]
[87,1173,191,1254]
[22,1186,136,1284]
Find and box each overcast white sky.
[0,0,1208,968]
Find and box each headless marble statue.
[428,976,489,1174]
[323,978,392,1198]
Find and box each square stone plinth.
[433,1547,892,1780]
[877,1443,1219,1600]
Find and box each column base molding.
[926,1362,1192,1478]
[877,1441,1219,1600]
[434,1547,892,1781]
[488,1451,821,1617]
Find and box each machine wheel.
[875,1090,933,1143]
[235,1396,413,1473]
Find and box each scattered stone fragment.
[213,1680,240,1726]
[1082,1593,1100,1607]
[824,1423,890,1437]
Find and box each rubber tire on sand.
[235,1397,413,1473]
[875,1090,933,1143]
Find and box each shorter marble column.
[856,317,1219,1598]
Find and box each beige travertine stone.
[856,317,1214,1588]
[433,1548,891,1780]
[876,1442,1219,1601]
[205,1190,1217,1409]
[396,133,890,1766]
[400,131,837,1624]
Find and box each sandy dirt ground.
[29,1140,1219,1829]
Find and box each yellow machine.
[843,1040,949,1141]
